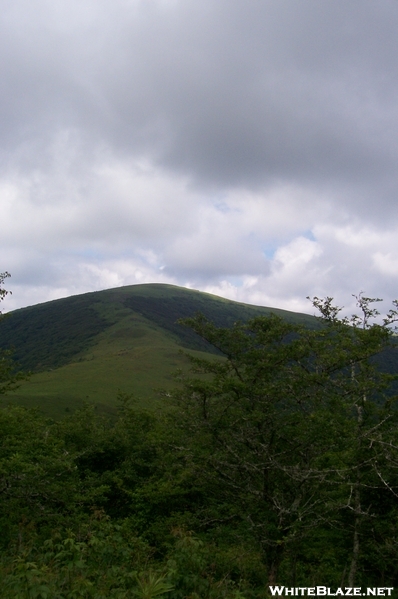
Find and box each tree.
[0,272,11,305]
[170,295,398,585]
[0,272,25,395]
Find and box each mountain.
[0,284,315,417]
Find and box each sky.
[2,0,398,318]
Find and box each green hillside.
[0,284,315,417]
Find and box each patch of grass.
[3,310,218,418]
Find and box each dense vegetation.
[1,277,398,596]
[0,293,112,371]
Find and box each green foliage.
[134,571,174,599]
[2,284,398,591]
[0,403,265,597]
[0,294,111,371]
[0,523,156,598]
[166,528,266,598]
[171,295,398,586]
[0,272,26,396]
[0,405,109,547]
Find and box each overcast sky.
[2,0,398,317]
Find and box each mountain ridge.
[3,283,387,417]
[0,283,315,372]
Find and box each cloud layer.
[2,0,398,317]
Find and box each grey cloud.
[3,0,398,206]
[92,1,398,208]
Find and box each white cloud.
[373,252,398,277]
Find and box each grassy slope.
[9,313,209,418]
[1,284,316,418]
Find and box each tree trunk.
[267,544,284,586]
[348,486,361,587]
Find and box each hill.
[0,284,315,417]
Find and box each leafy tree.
[0,272,10,305]
[170,295,398,585]
[0,272,26,395]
